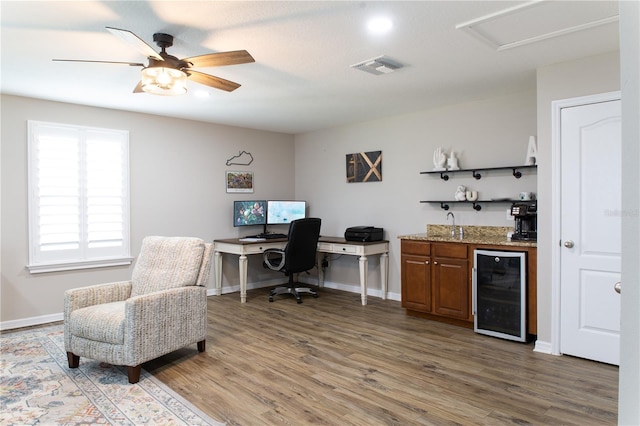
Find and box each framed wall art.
[226,171,254,193]
[346,150,382,183]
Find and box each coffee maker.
[511,202,537,241]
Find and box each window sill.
[27,257,134,274]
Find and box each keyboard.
[262,233,287,239]
[245,233,287,240]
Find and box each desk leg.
[214,251,223,296]
[317,253,325,288]
[359,255,368,306]
[239,255,248,303]
[380,252,389,300]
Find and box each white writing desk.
[213,236,389,305]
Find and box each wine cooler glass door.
[473,250,527,342]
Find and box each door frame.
[550,90,621,357]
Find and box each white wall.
[619,0,640,421]
[294,90,537,299]
[2,52,620,332]
[535,51,620,345]
[0,95,295,326]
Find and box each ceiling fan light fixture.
[141,66,187,96]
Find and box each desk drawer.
[245,245,271,255]
[333,244,358,254]
[317,242,334,252]
[318,242,359,254]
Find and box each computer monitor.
[233,200,266,227]
[267,200,307,225]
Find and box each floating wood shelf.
[420,199,536,211]
[420,165,537,181]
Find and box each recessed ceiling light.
[368,17,393,34]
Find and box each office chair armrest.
[263,248,285,271]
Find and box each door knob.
[563,240,574,248]
[614,282,621,294]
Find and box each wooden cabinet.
[401,238,538,336]
[401,240,470,326]
[433,243,469,319]
[401,241,431,312]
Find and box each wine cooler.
[473,250,527,342]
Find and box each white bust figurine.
[433,147,447,171]
[455,185,467,201]
[447,151,460,170]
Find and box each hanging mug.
[519,192,533,201]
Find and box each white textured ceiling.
[1,1,620,134]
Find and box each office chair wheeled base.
[269,286,318,303]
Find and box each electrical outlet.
[506,209,513,221]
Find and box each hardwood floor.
[145,288,618,425]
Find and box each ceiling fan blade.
[106,26,163,61]
[53,59,144,67]
[182,50,255,68]
[187,70,241,92]
[133,81,144,93]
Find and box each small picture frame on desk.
[226,171,254,193]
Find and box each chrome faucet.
[446,212,455,237]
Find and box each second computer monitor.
[267,200,306,224]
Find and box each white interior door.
[560,98,621,365]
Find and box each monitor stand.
[255,225,288,239]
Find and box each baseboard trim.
[1,313,63,331]
[533,339,554,355]
[209,279,401,302]
[4,283,399,330]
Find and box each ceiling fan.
[53,27,255,95]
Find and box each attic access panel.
[456,1,619,51]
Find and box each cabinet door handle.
[425,260,429,265]
[434,261,438,265]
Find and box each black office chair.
[263,217,322,303]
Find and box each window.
[27,121,132,273]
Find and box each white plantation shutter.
[28,121,132,273]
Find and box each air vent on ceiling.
[350,55,403,75]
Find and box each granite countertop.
[399,225,537,248]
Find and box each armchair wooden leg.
[67,352,80,368]
[127,365,142,384]
[197,340,206,352]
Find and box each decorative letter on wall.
[346,151,382,183]
[525,136,537,165]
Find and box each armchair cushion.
[69,301,126,345]
[131,236,205,297]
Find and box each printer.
[344,226,384,242]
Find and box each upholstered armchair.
[64,236,213,383]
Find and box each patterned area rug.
[0,324,223,425]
